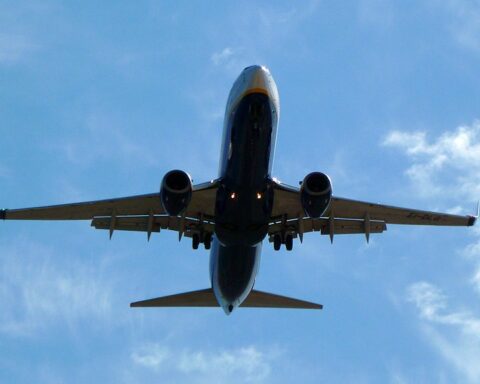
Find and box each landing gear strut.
[191,232,212,250]
[272,232,294,251]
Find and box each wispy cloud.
[0,33,37,65]
[357,0,395,28]
[390,121,480,382]
[431,0,480,53]
[211,47,235,66]
[209,46,250,77]
[207,1,321,75]
[0,238,113,337]
[131,343,278,383]
[132,344,171,369]
[407,281,480,383]
[388,368,409,384]
[52,111,159,168]
[0,2,45,66]
[384,121,480,294]
[463,236,480,295]
[0,163,11,179]
[382,120,480,202]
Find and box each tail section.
[130,288,322,310]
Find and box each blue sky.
[2,1,480,383]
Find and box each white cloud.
[211,47,235,66]
[385,121,480,297]
[393,124,480,382]
[383,120,480,201]
[132,344,171,369]
[131,343,277,383]
[407,281,480,383]
[407,282,480,332]
[0,239,113,336]
[209,46,252,76]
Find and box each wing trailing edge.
[130,288,322,309]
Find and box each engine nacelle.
[160,170,193,216]
[300,172,332,218]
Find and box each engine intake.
[160,170,193,216]
[300,172,332,218]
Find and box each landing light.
[256,193,262,199]
[230,192,236,199]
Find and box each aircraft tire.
[204,233,212,250]
[273,234,281,251]
[192,233,200,250]
[285,234,293,251]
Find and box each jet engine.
[160,170,193,216]
[300,172,332,218]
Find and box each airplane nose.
[243,65,269,77]
[243,64,265,72]
[243,65,270,93]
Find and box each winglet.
[0,209,5,220]
[469,201,479,226]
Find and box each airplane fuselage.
[210,66,280,314]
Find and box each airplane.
[1,65,476,315]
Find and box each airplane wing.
[1,180,219,238]
[270,181,476,241]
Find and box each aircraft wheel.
[204,233,212,250]
[285,234,293,251]
[273,234,282,251]
[192,233,200,250]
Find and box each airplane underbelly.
[210,240,261,307]
[215,92,274,247]
[214,184,273,246]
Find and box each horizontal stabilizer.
[130,288,322,309]
[242,290,322,309]
[131,289,217,307]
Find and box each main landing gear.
[272,233,294,251]
[192,232,212,250]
